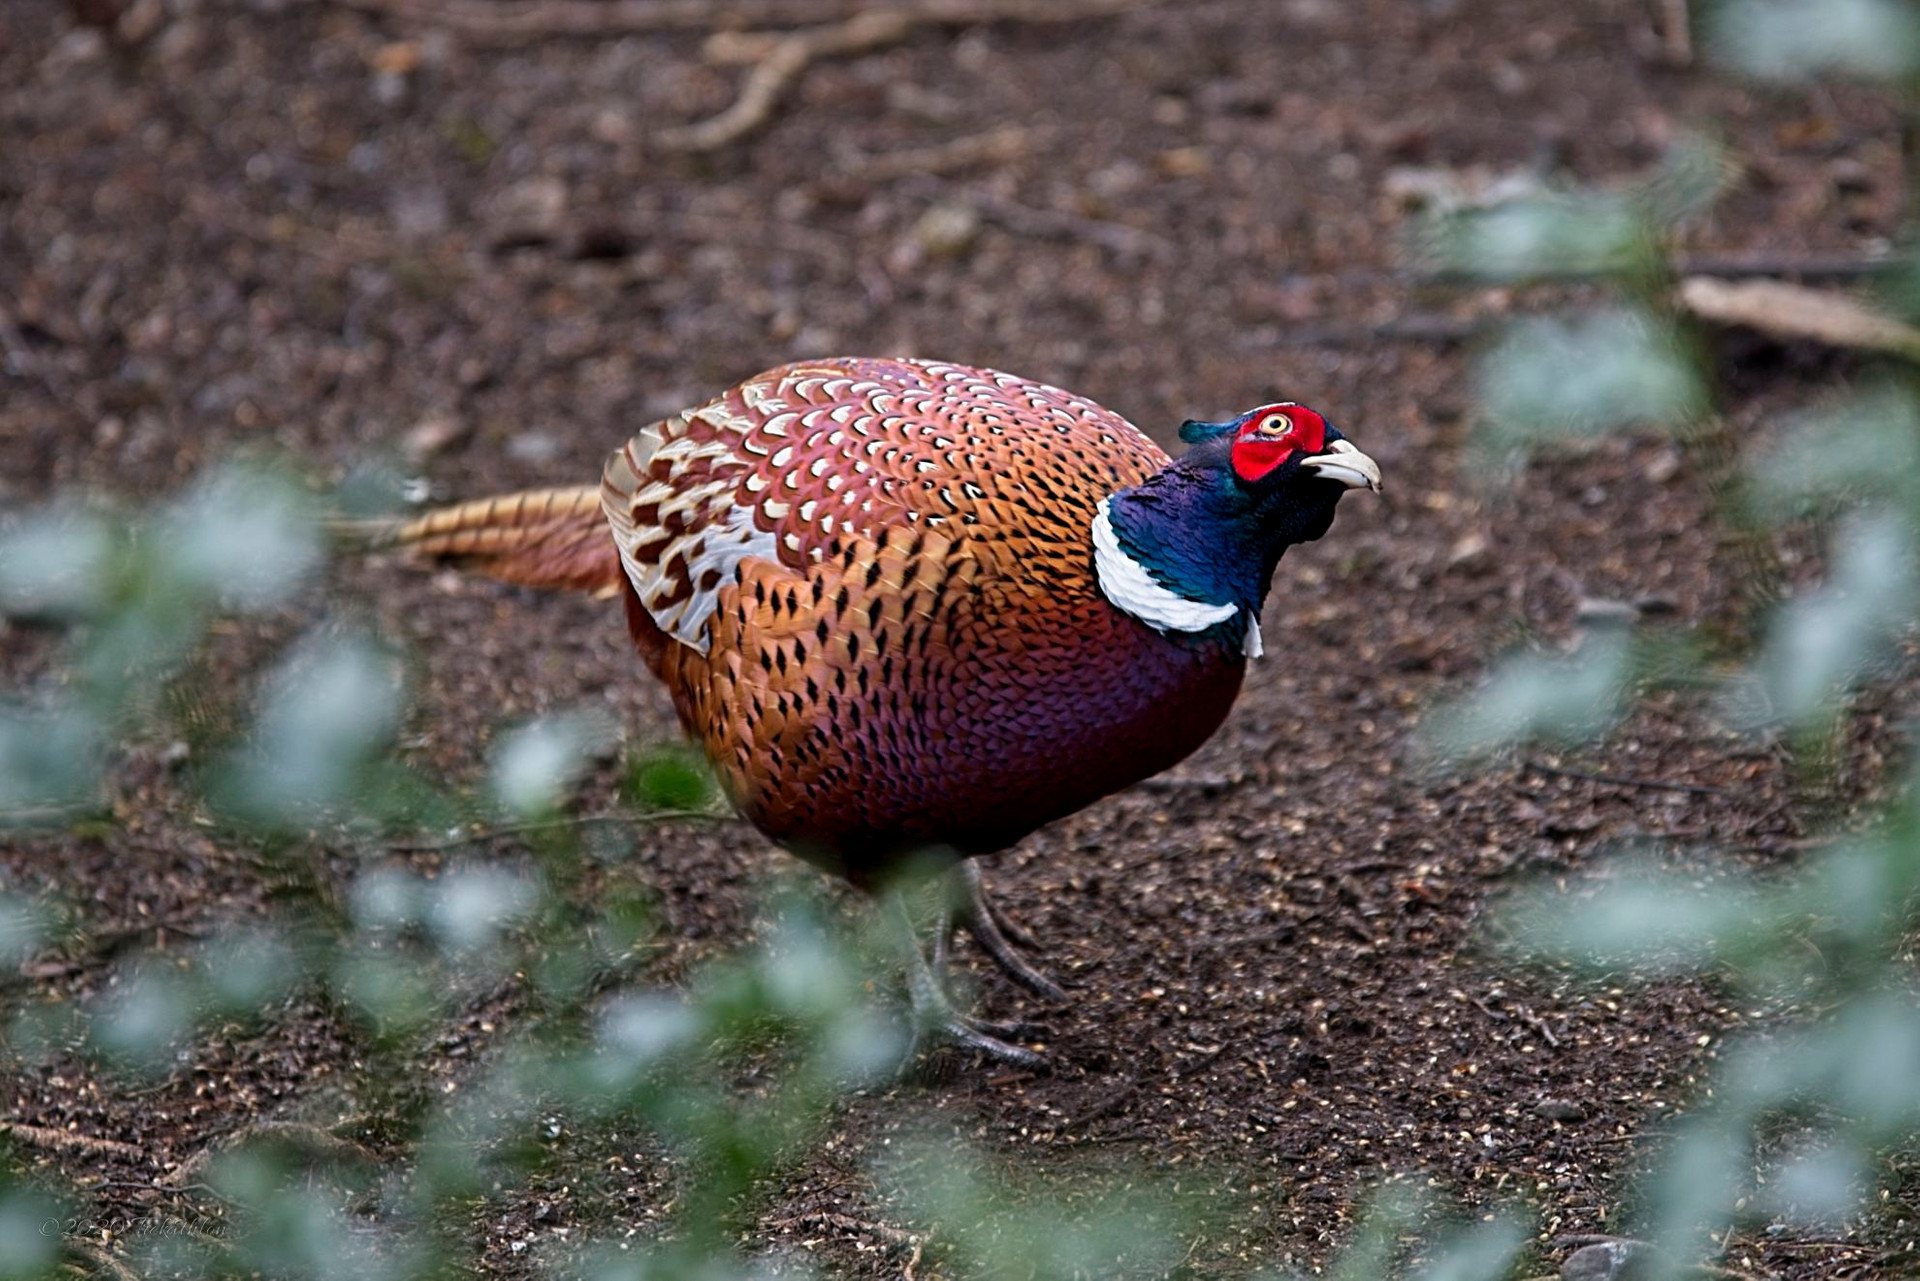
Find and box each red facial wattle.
[1230,404,1328,483]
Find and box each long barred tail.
[347,485,629,598]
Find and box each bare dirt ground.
[2,0,1915,1276]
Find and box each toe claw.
[939,1017,1050,1071]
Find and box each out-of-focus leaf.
[0,703,103,821]
[220,1172,409,1281]
[1711,0,1920,82]
[1723,997,1920,1137]
[884,1132,1206,1281]
[202,928,299,1015]
[7,1004,84,1067]
[1418,636,1632,763]
[757,910,859,1024]
[158,464,323,610]
[1748,383,1920,516]
[1432,196,1653,282]
[88,968,196,1073]
[349,866,425,935]
[490,711,616,818]
[589,993,706,1090]
[1504,862,1767,973]
[0,894,47,967]
[334,951,439,1035]
[1480,308,1706,447]
[221,631,404,824]
[574,1245,771,1281]
[818,1006,908,1083]
[624,743,719,813]
[1765,1140,1866,1228]
[0,1187,65,1280]
[1738,510,1917,730]
[1325,1185,1428,1281]
[427,864,540,954]
[1647,1119,1747,1260]
[1633,132,1740,228]
[1411,1214,1528,1281]
[0,504,117,621]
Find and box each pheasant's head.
[1092,402,1379,656]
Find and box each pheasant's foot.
[952,861,1069,1003]
[965,1015,1055,1042]
[931,1014,1050,1071]
[894,893,1050,1071]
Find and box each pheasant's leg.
[962,860,1043,951]
[891,895,1047,1070]
[951,862,1070,1004]
[928,892,953,981]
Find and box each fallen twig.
[1516,1005,1562,1049]
[662,0,1151,152]
[662,10,912,151]
[1,1121,152,1165]
[1678,276,1920,363]
[161,1120,379,1190]
[331,0,872,35]
[61,1242,143,1281]
[1524,758,1729,797]
[1058,1080,1139,1132]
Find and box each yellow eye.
[1258,414,1292,436]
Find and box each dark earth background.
[2,0,1915,1275]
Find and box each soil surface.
[2,1,1915,1276]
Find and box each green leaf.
[624,744,718,813]
[1411,1214,1529,1281]
[0,504,117,621]
[1711,0,1920,82]
[1418,636,1632,763]
[0,703,103,822]
[220,631,405,825]
[1747,383,1920,517]
[0,1188,65,1280]
[0,894,48,967]
[158,463,324,610]
[1432,197,1654,282]
[1739,510,1917,730]
[427,864,541,955]
[490,711,617,818]
[1479,308,1706,448]
[1503,862,1767,973]
[88,968,197,1073]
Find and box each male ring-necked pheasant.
[377,357,1379,1064]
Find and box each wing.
[601,356,1166,654]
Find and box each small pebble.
[402,412,470,463]
[1560,1237,1669,1280]
[911,203,981,259]
[1535,1098,1586,1123]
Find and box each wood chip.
[1678,277,1920,363]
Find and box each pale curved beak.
[1301,438,1382,493]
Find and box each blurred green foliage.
[4,2,1918,1278]
[1416,0,1920,1274]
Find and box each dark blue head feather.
[1178,417,1239,445]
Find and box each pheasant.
[375,357,1379,1064]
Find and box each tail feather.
[347,485,628,598]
